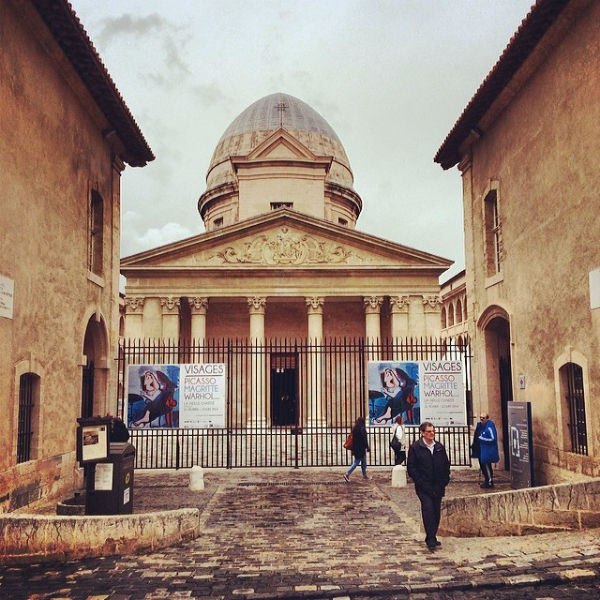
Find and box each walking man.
[407,421,450,551]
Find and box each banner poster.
[127,363,226,429]
[368,360,466,427]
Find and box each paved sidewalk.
[2,467,600,599]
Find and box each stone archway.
[477,306,513,470]
[82,313,109,418]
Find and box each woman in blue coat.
[475,413,499,488]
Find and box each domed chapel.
[121,93,451,431]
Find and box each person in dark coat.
[343,416,371,481]
[474,413,499,488]
[407,421,450,551]
[108,414,130,442]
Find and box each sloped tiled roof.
[31,0,154,167]
[434,0,571,170]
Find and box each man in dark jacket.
[407,421,450,551]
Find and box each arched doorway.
[479,307,513,470]
[82,314,109,418]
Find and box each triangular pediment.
[232,129,329,164]
[121,211,452,274]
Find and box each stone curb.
[0,508,201,565]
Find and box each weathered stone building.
[0,0,152,511]
[435,0,599,483]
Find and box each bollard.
[189,465,205,491]
[391,464,407,488]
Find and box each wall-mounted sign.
[0,274,14,319]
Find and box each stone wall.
[440,478,600,536]
[0,509,200,565]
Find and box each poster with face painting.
[127,363,227,428]
[368,360,466,427]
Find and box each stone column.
[364,296,383,360]
[190,297,208,362]
[390,295,410,341]
[190,296,209,342]
[248,296,267,428]
[161,297,180,340]
[124,296,144,339]
[305,296,325,427]
[423,295,442,338]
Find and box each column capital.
[423,295,442,311]
[124,296,145,314]
[363,296,384,314]
[190,296,209,315]
[305,296,324,315]
[160,296,180,314]
[389,295,410,313]
[247,296,266,315]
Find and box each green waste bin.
[86,442,135,515]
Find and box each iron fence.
[117,337,472,469]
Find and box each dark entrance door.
[270,353,298,426]
[499,356,513,470]
[81,360,94,418]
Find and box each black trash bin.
[86,442,135,515]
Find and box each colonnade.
[123,294,441,428]
[123,294,442,342]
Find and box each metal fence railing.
[117,337,472,469]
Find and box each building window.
[441,306,447,329]
[338,218,348,226]
[17,373,39,463]
[214,217,223,228]
[448,302,454,326]
[561,362,588,455]
[270,202,293,210]
[89,190,103,275]
[484,190,501,275]
[456,299,462,323]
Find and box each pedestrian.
[107,413,130,442]
[406,421,450,551]
[343,416,370,482]
[390,415,407,465]
[475,413,499,488]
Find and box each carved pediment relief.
[211,226,358,265]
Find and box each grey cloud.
[95,13,171,45]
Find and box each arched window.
[17,373,40,463]
[456,299,463,323]
[560,362,588,455]
[448,302,455,326]
[89,190,103,275]
[441,306,447,329]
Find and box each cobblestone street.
[2,468,599,599]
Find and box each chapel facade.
[121,94,452,430]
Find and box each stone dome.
[205,93,355,191]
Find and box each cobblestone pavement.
[2,468,600,599]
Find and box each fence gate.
[117,337,472,469]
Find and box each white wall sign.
[590,268,600,309]
[0,274,14,319]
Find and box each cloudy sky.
[70,0,534,281]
